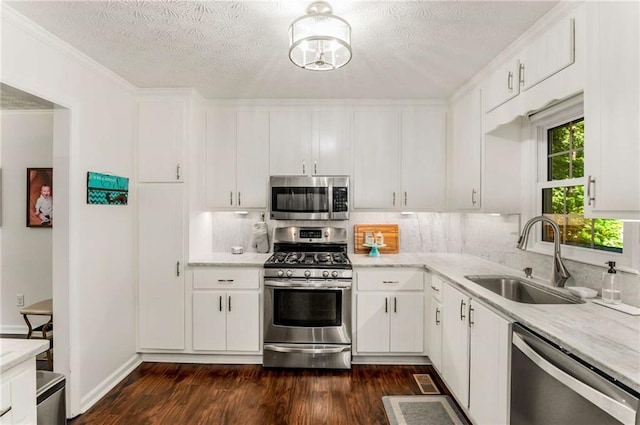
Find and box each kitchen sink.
[464,275,584,304]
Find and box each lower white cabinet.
[355,268,425,354]
[0,358,36,425]
[192,268,261,353]
[441,282,511,425]
[426,274,443,372]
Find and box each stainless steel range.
[263,226,352,369]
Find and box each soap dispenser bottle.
[602,261,621,304]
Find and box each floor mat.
[382,395,470,425]
[413,374,440,395]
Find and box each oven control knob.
[331,271,339,278]
[322,270,329,278]
[277,270,284,277]
[304,270,311,278]
[286,270,293,277]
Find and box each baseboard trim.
[352,355,431,365]
[79,354,142,414]
[141,353,263,364]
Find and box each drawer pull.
[0,406,11,418]
[382,280,400,284]
[217,279,234,283]
[430,285,440,292]
[435,308,440,325]
[460,300,466,321]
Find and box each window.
[540,119,623,253]
[530,96,632,268]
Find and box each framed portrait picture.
[27,167,53,227]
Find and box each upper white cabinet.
[354,107,447,211]
[353,110,400,209]
[483,60,521,113]
[584,1,640,219]
[138,100,185,182]
[519,16,575,92]
[448,88,482,211]
[205,109,269,209]
[138,184,185,350]
[401,107,447,211]
[269,109,351,176]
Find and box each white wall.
[1,111,53,332]
[1,5,138,415]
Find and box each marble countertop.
[189,251,640,392]
[0,338,49,373]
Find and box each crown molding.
[1,4,136,94]
[202,98,448,108]
[449,0,584,103]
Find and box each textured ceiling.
[5,1,557,99]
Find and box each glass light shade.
[289,3,352,71]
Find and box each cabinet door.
[483,60,520,113]
[441,284,470,407]
[226,291,261,352]
[138,101,184,182]
[426,298,442,372]
[205,109,237,208]
[448,88,481,211]
[313,110,352,176]
[469,301,511,425]
[192,291,227,351]
[585,1,640,219]
[236,111,269,208]
[390,293,424,353]
[520,16,575,92]
[353,110,400,209]
[356,293,390,353]
[138,184,185,350]
[401,107,447,211]
[269,110,312,176]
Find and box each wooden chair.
[20,298,53,370]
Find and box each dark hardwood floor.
[69,363,453,425]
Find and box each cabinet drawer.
[193,268,260,289]
[429,274,444,302]
[357,269,424,291]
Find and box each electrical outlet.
[17,294,24,307]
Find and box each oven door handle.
[264,280,351,289]
[264,344,351,354]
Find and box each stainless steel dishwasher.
[511,323,639,425]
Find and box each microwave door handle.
[513,333,637,424]
[328,181,334,220]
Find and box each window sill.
[527,241,638,275]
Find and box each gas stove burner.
[285,252,303,264]
[317,253,332,263]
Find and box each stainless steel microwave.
[270,176,349,220]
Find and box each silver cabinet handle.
[469,305,474,327]
[176,261,180,277]
[394,297,397,313]
[471,189,477,206]
[228,296,231,312]
[404,191,407,206]
[176,163,181,180]
[430,285,440,292]
[217,279,234,283]
[435,307,440,325]
[519,63,525,86]
[0,406,11,418]
[382,280,400,284]
[587,175,595,206]
[238,191,241,206]
[385,297,388,313]
[302,161,306,175]
[230,191,233,206]
[314,161,317,175]
[460,300,466,321]
[507,70,513,92]
[219,295,223,312]
[392,192,396,206]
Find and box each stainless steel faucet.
[517,215,572,287]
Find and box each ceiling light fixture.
[288,1,352,71]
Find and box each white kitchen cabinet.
[425,274,443,372]
[584,1,640,219]
[483,60,521,113]
[192,268,261,353]
[0,358,36,425]
[441,281,511,425]
[138,184,185,350]
[355,268,424,354]
[137,100,185,182]
[400,107,447,211]
[468,300,511,425]
[352,110,400,209]
[269,109,351,177]
[205,109,269,209]
[448,87,482,211]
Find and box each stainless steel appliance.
[263,226,352,369]
[511,323,639,425]
[269,176,349,220]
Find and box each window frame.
[527,96,637,272]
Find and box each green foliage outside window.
[542,119,623,253]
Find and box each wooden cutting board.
[354,224,399,254]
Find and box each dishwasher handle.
[513,332,637,425]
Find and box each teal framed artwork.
[87,172,129,205]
